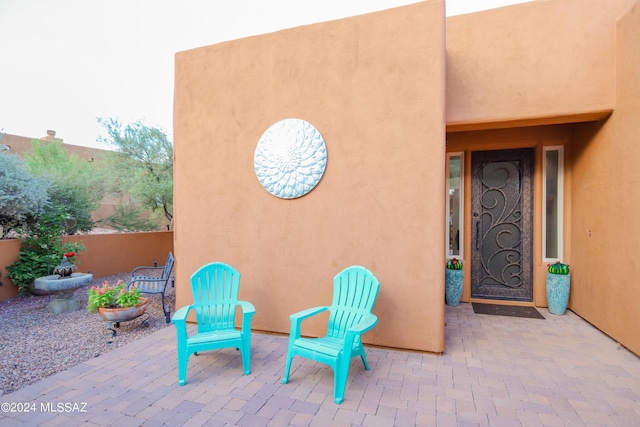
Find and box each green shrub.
[6,208,85,295]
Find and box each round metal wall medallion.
[254,118,327,199]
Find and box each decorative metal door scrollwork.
[471,149,533,301]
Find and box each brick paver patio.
[2,303,639,426]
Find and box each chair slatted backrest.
[190,263,241,334]
[162,252,175,280]
[327,266,380,340]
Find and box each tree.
[100,204,159,232]
[0,144,50,239]
[97,118,173,228]
[24,140,107,234]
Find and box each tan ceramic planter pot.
[97,297,148,322]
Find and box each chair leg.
[333,366,344,404]
[282,353,293,384]
[360,355,370,370]
[334,355,352,404]
[177,346,188,386]
[359,348,370,370]
[240,344,251,376]
[162,292,170,323]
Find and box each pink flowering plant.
[87,280,141,312]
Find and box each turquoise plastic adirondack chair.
[171,262,255,386]
[282,265,380,404]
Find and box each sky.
[0,0,531,150]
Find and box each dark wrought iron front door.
[471,148,533,301]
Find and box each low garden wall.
[0,231,173,302]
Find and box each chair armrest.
[132,266,164,276]
[290,306,328,322]
[238,301,256,316]
[172,305,193,346]
[289,306,329,339]
[344,314,378,351]
[238,301,256,334]
[171,305,193,324]
[347,314,378,335]
[128,275,171,290]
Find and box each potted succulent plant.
[546,261,570,315]
[445,258,464,306]
[87,280,148,322]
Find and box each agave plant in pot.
[87,280,148,323]
[546,261,570,315]
[445,258,464,306]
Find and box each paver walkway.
[2,303,639,426]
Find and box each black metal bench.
[128,252,174,323]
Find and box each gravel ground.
[0,272,175,396]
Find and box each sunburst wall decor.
[254,118,327,199]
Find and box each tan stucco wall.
[174,1,446,352]
[171,0,640,356]
[72,232,174,278]
[0,232,173,301]
[1,133,107,160]
[446,0,636,132]
[0,238,22,301]
[446,125,572,306]
[444,0,640,356]
[569,2,640,356]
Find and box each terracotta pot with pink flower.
[87,280,148,322]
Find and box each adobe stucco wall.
[0,232,173,301]
[569,2,640,356]
[174,1,446,352]
[446,0,636,132]
[0,238,22,301]
[445,0,640,356]
[72,232,174,278]
[1,133,108,160]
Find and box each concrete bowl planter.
[546,262,570,315]
[31,272,94,314]
[445,258,464,306]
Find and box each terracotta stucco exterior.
[174,1,447,353]
[445,0,639,356]
[173,0,640,356]
[446,0,632,131]
[569,1,640,356]
[0,232,173,301]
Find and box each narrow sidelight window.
[543,146,564,261]
[446,153,464,258]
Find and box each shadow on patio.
[2,303,639,426]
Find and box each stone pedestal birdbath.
[31,256,93,314]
